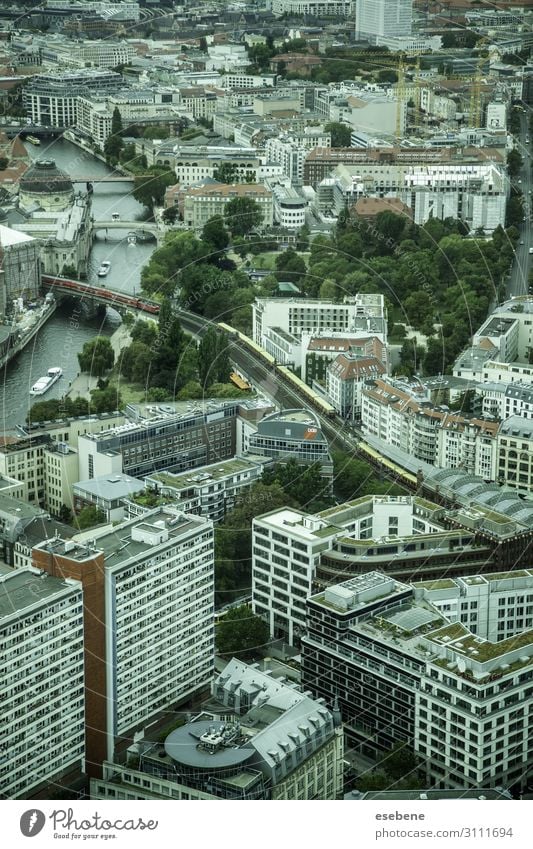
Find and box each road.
[507,109,532,298]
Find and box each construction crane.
[413,56,422,132]
[396,54,406,140]
[469,37,490,129]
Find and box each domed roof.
[20,159,73,195]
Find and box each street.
[507,108,532,298]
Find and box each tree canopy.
[78,337,115,377]
[324,121,352,147]
[224,196,263,235]
[215,605,270,657]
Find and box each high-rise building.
[0,565,85,799]
[32,507,215,777]
[356,0,413,44]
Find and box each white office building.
[356,0,413,44]
[253,294,387,347]
[272,0,353,16]
[0,566,85,798]
[303,570,533,790]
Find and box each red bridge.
[42,275,160,315]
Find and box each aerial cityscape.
[2,0,533,812]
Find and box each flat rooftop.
[0,566,78,621]
[36,508,209,570]
[148,455,269,490]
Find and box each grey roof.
[0,567,79,622]
[73,473,144,502]
[16,516,76,548]
[164,721,254,769]
[254,409,327,443]
[499,415,533,439]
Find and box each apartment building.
[0,566,85,798]
[43,441,78,516]
[182,182,274,231]
[326,353,386,420]
[265,129,330,186]
[497,416,533,494]
[33,507,215,776]
[91,658,344,801]
[253,294,387,348]
[306,333,387,384]
[302,571,533,790]
[362,378,498,479]
[480,383,533,421]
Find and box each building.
[272,0,353,15]
[251,494,507,645]
[362,377,498,479]
[170,146,262,187]
[316,159,507,233]
[0,225,41,316]
[91,658,344,800]
[253,294,387,348]
[248,409,333,479]
[33,507,215,777]
[480,382,533,422]
[23,69,124,127]
[0,565,85,799]
[76,400,272,480]
[0,434,51,505]
[265,129,330,186]
[18,159,75,213]
[303,146,505,191]
[182,182,274,232]
[124,456,272,525]
[496,416,533,494]
[267,178,308,230]
[14,194,92,277]
[302,570,533,790]
[73,472,145,522]
[326,353,386,420]
[356,0,413,43]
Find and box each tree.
[216,605,270,656]
[224,196,263,235]
[198,328,230,387]
[213,162,239,183]
[133,166,176,208]
[90,385,122,413]
[324,121,351,147]
[274,247,306,284]
[74,506,106,531]
[162,206,179,224]
[262,460,331,511]
[103,107,123,165]
[379,743,419,782]
[507,148,523,178]
[78,337,114,377]
[202,216,230,252]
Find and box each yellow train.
[218,322,336,419]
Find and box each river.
[0,138,157,431]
